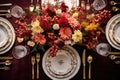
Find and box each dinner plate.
[105,14,120,50]
[0,17,15,54]
[42,46,81,80]
[0,24,9,48]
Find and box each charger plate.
[105,14,120,50]
[42,46,81,80]
[0,17,15,54]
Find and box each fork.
[31,56,35,80]
[36,53,40,79]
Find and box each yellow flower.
[17,37,24,43]
[72,30,82,42]
[31,19,44,34]
[81,21,89,27]
[72,12,79,18]
[85,22,99,31]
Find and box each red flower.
[61,2,68,12]
[40,20,50,31]
[59,27,72,40]
[32,33,46,45]
[58,17,68,27]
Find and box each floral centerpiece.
[15,2,111,56]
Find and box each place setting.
[0,0,120,80]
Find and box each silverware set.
[31,53,40,80]
[0,3,12,18]
[0,56,13,70]
[82,49,93,80]
[109,1,120,12]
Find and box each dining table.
[0,0,120,80]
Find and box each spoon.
[109,55,120,60]
[29,0,34,12]
[35,0,40,11]
[112,7,120,12]
[0,60,12,66]
[87,55,93,79]
[110,1,120,6]
[0,10,10,13]
[86,0,91,11]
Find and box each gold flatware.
[0,13,11,18]
[114,61,120,64]
[87,55,93,80]
[0,10,10,13]
[31,56,35,80]
[112,6,120,12]
[82,49,86,80]
[36,53,40,79]
[0,66,10,70]
[110,1,120,6]
[0,3,12,6]
[35,0,40,11]
[109,52,120,55]
[0,60,12,66]
[109,55,120,60]
[29,0,34,12]
[0,57,13,60]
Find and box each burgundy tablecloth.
[0,0,120,80]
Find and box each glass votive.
[96,43,111,56]
[12,45,30,59]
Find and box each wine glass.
[96,43,111,56]
[12,45,30,59]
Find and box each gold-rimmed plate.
[106,14,120,50]
[0,17,15,54]
[42,46,81,80]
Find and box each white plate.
[42,46,81,80]
[106,14,120,50]
[0,17,15,54]
[0,25,9,47]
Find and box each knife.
[82,49,86,80]
[0,3,12,6]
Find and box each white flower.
[27,41,35,47]
[72,30,82,42]
[52,24,60,30]
[55,9,62,15]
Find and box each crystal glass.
[92,0,106,11]
[12,45,30,59]
[96,43,111,56]
[10,5,26,18]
